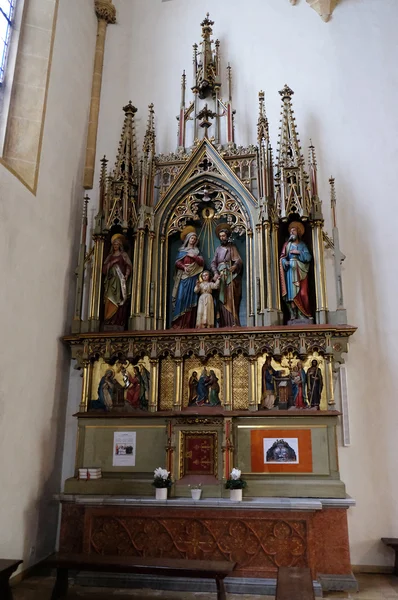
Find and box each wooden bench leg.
[215,576,227,600]
[0,576,14,600]
[51,567,69,600]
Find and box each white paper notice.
[113,431,136,466]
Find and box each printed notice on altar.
[113,431,136,466]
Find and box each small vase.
[156,487,168,500]
[230,488,243,502]
[191,489,202,500]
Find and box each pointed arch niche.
[154,143,256,330]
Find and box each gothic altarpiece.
[61,15,357,590]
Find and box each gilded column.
[88,235,104,331]
[247,229,254,322]
[173,359,183,411]
[149,358,159,412]
[256,224,265,314]
[83,0,116,189]
[135,229,145,314]
[264,222,273,310]
[324,356,335,408]
[79,361,91,412]
[145,232,155,317]
[271,223,281,311]
[130,233,139,319]
[158,236,166,327]
[223,357,232,411]
[248,358,258,411]
[311,222,328,324]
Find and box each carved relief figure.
[89,369,116,411]
[211,224,243,327]
[307,359,323,410]
[194,270,219,328]
[261,356,278,410]
[290,360,307,409]
[188,371,199,405]
[172,227,204,329]
[122,366,141,409]
[206,369,221,406]
[280,221,312,322]
[139,364,150,410]
[197,367,209,405]
[103,234,132,330]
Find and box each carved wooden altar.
[61,14,357,591]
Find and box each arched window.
[0,0,16,84]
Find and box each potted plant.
[188,483,202,500]
[152,467,172,500]
[225,468,246,501]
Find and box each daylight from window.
[0,0,15,84]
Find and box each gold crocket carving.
[94,0,116,24]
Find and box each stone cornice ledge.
[56,494,355,510]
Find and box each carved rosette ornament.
[94,0,116,24]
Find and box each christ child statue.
[194,270,220,328]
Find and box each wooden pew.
[276,566,315,600]
[382,538,398,575]
[45,553,236,600]
[0,559,23,600]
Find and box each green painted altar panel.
[236,420,333,476]
[77,418,166,473]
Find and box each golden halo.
[180,225,197,241]
[111,233,126,245]
[215,222,232,238]
[288,221,305,237]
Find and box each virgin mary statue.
[171,226,204,329]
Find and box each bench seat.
[45,552,235,600]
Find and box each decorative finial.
[123,101,137,115]
[279,84,294,99]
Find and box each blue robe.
[172,249,203,324]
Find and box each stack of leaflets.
[78,467,102,480]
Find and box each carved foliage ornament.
[94,0,116,24]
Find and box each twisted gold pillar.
[130,233,139,319]
[83,0,116,189]
[311,222,328,324]
[149,359,159,412]
[324,356,335,407]
[248,358,258,411]
[223,357,232,410]
[173,359,183,411]
[264,222,273,310]
[271,223,281,311]
[146,233,155,317]
[79,361,92,412]
[88,236,104,331]
[135,229,145,313]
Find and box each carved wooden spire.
[276,85,311,220]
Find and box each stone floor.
[12,573,398,599]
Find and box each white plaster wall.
[0,0,96,565]
[93,0,398,567]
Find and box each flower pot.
[191,489,202,500]
[155,487,168,500]
[230,488,242,502]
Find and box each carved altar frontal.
[59,499,354,585]
[62,13,358,591]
